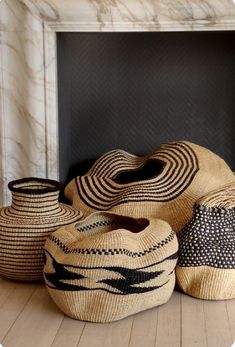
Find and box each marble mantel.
[1,0,235,205]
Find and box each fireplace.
[57,31,235,183]
[1,0,235,204]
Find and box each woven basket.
[0,177,83,281]
[65,141,235,232]
[176,182,235,300]
[44,212,178,322]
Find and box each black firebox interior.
[57,32,235,184]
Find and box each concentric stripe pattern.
[75,142,199,210]
[0,183,82,281]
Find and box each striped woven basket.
[176,182,235,300]
[0,177,83,281]
[44,212,178,322]
[65,141,235,232]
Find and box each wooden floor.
[0,276,234,347]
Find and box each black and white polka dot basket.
[176,182,235,300]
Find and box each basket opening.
[114,160,165,184]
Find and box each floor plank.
[226,300,235,341]
[129,307,158,347]
[51,316,85,347]
[155,290,181,347]
[0,277,18,307]
[0,278,234,347]
[103,315,133,347]
[181,293,207,347]
[77,322,110,347]
[204,300,233,347]
[0,280,37,342]
[2,286,63,347]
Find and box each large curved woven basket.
[65,141,235,232]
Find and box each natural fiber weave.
[0,178,83,281]
[44,212,178,322]
[176,182,235,300]
[65,141,235,232]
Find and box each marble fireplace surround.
[1,0,235,205]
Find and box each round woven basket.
[44,212,178,322]
[65,141,235,232]
[176,182,235,300]
[0,177,83,281]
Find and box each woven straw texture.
[0,178,83,281]
[44,212,178,322]
[65,141,235,232]
[176,182,235,300]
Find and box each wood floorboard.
[203,300,233,347]
[0,278,234,347]
[155,290,181,347]
[51,316,85,347]
[0,277,18,308]
[226,300,235,341]
[181,294,207,347]
[129,307,158,347]
[2,285,63,347]
[77,321,110,347]
[103,315,133,347]
[0,280,37,342]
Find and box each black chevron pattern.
[44,251,177,295]
[98,267,164,294]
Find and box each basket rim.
[8,177,64,195]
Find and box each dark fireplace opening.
[57,31,235,184]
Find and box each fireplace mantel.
[1,0,235,204]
